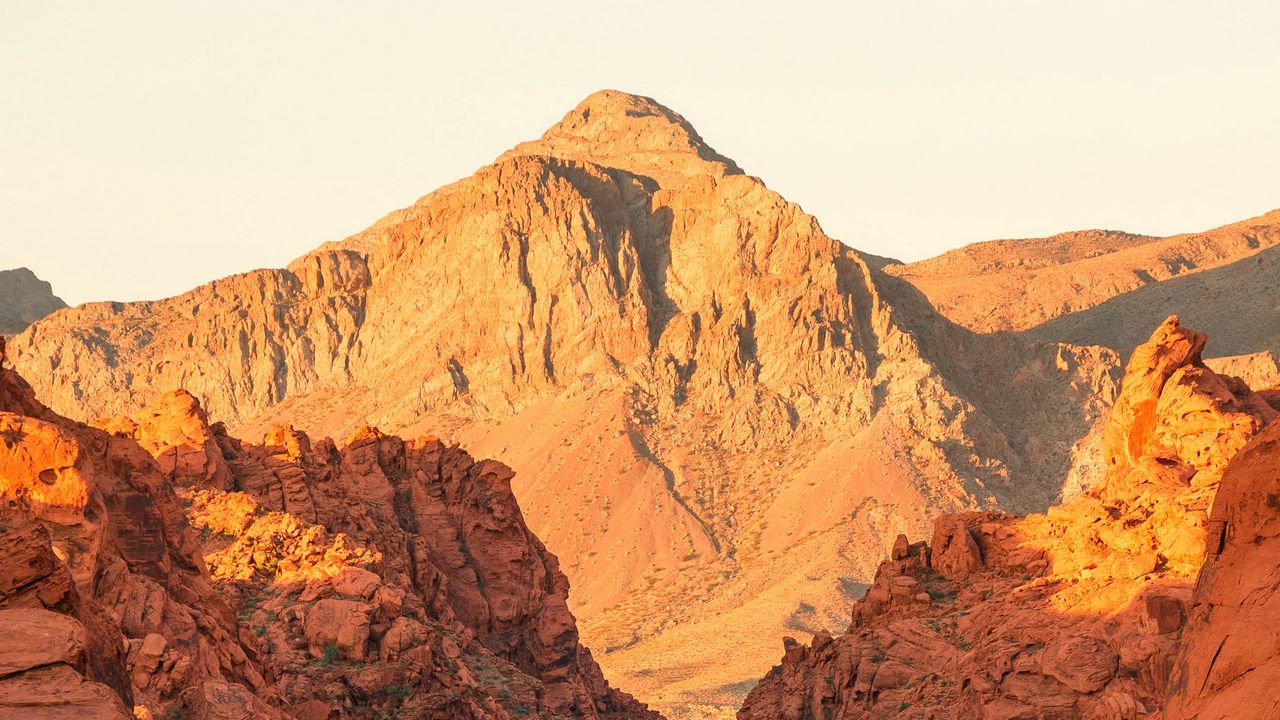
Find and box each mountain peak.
[498,89,742,186]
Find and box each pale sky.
[3,1,1278,306]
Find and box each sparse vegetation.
[384,684,412,698]
[321,644,339,667]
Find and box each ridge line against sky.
[3,1,1279,306]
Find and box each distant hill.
[1024,244,1280,356]
[0,267,66,334]
[885,209,1280,340]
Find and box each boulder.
[304,598,372,661]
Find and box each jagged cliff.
[738,317,1280,719]
[9,90,1121,712]
[0,338,655,719]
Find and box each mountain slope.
[9,90,1119,714]
[1024,243,1280,355]
[884,209,1280,336]
[0,267,66,334]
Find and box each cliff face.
[0,339,655,720]
[1163,421,1280,719]
[0,267,66,334]
[738,317,1279,720]
[8,90,1121,711]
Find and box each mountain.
[0,339,656,719]
[739,317,1280,719]
[1023,243,1280,357]
[0,267,66,334]
[884,209,1280,341]
[8,90,1120,714]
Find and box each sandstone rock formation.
[0,519,134,719]
[1164,421,1280,719]
[0,339,655,719]
[0,267,66,335]
[8,91,1123,713]
[884,209,1280,343]
[738,317,1278,719]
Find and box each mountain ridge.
[8,90,1143,715]
[885,208,1280,337]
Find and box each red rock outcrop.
[738,317,1277,720]
[0,518,133,719]
[0,335,656,718]
[1163,421,1280,719]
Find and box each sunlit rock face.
[1164,420,1280,720]
[738,317,1280,720]
[0,339,657,719]
[8,91,1124,712]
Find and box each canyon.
[4,90,1279,718]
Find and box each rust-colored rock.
[0,518,133,718]
[929,515,984,580]
[0,332,657,718]
[0,607,87,676]
[1164,421,1280,719]
[739,318,1278,720]
[0,665,132,720]
[166,680,285,720]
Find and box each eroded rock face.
[1164,421,1280,719]
[0,339,656,719]
[738,317,1278,720]
[0,518,133,720]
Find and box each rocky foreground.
[0,337,656,719]
[739,317,1280,719]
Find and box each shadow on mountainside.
[1025,244,1280,356]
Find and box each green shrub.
[385,684,412,698]
[321,644,339,667]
